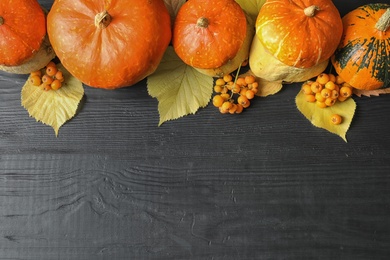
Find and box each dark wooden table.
[1,0,390,259]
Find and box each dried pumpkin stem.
[304,5,320,17]
[376,8,390,32]
[197,17,209,28]
[95,10,112,29]
[0,16,4,26]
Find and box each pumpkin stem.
[304,5,320,17]
[197,17,209,28]
[95,10,112,29]
[375,8,390,32]
[0,16,4,26]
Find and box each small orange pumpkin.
[331,4,390,90]
[0,0,54,73]
[172,0,247,70]
[47,0,171,89]
[255,0,343,69]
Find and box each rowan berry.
[43,84,52,91]
[222,101,233,111]
[338,95,348,102]
[212,95,225,107]
[30,70,42,77]
[302,83,313,95]
[236,77,246,87]
[42,74,53,85]
[324,81,337,90]
[250,87,258,95]
[328,74,337,83]
[51,79,62,90]
[316,73,330,85]
[46,61,56,68]
[233,104,242,114]
[331,114,342,125]
[223,74,233,83]
[250,82,259,89]
[29,75,42,86]
[215,78,225,86]
[310,82,323,93]
[55,70,64,81]
[245,90,255,100]
[331,89,339,99]
[237,95,249,107]
[315,92,326,102]
[305,94,316,102]
[335,75,345,85]
[229,104,238,114]
[231,84,241,94]
[321,88,332,99]
[46,66,58,77]
[325,97,336,107]
[220,93,230,101]
[244,75,256,84]
[214,85,223,93]
[340,86,353,98]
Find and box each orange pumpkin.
[255,0,343,68]
[331,4,390,90]
[47,0,171,89]
[172,0,247,70]
[0,0,46,66]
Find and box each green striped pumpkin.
[331,4,390,90]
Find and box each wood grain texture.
[1,1,390,259]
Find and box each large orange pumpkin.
[255,0,343,69]
[172,0,247,71]
[0,0,54,73]
[331,4,390,90]
[47,0,171,89]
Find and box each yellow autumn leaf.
[296,89,356,142]
[147,47,214,126]
[21,64,84,136]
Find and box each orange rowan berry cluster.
[212,74,258,114]
[29,61,64,91]
[301,73,353,108]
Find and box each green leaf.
[235,0,266,21]
[147,47,214,126]
[21,64,84,136]
[296,89,356,142]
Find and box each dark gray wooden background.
[1,0,390,259]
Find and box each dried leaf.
[353,88,390,97]
[147,47,214,126]
[296,89,356,142]
[21,64,84,136]
[256,78,283,97]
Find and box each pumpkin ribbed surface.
[173,0,247,69]
[0,0,46,66]
[255,0,342,69]
[331,4,390,90]
[47,0,171,89]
